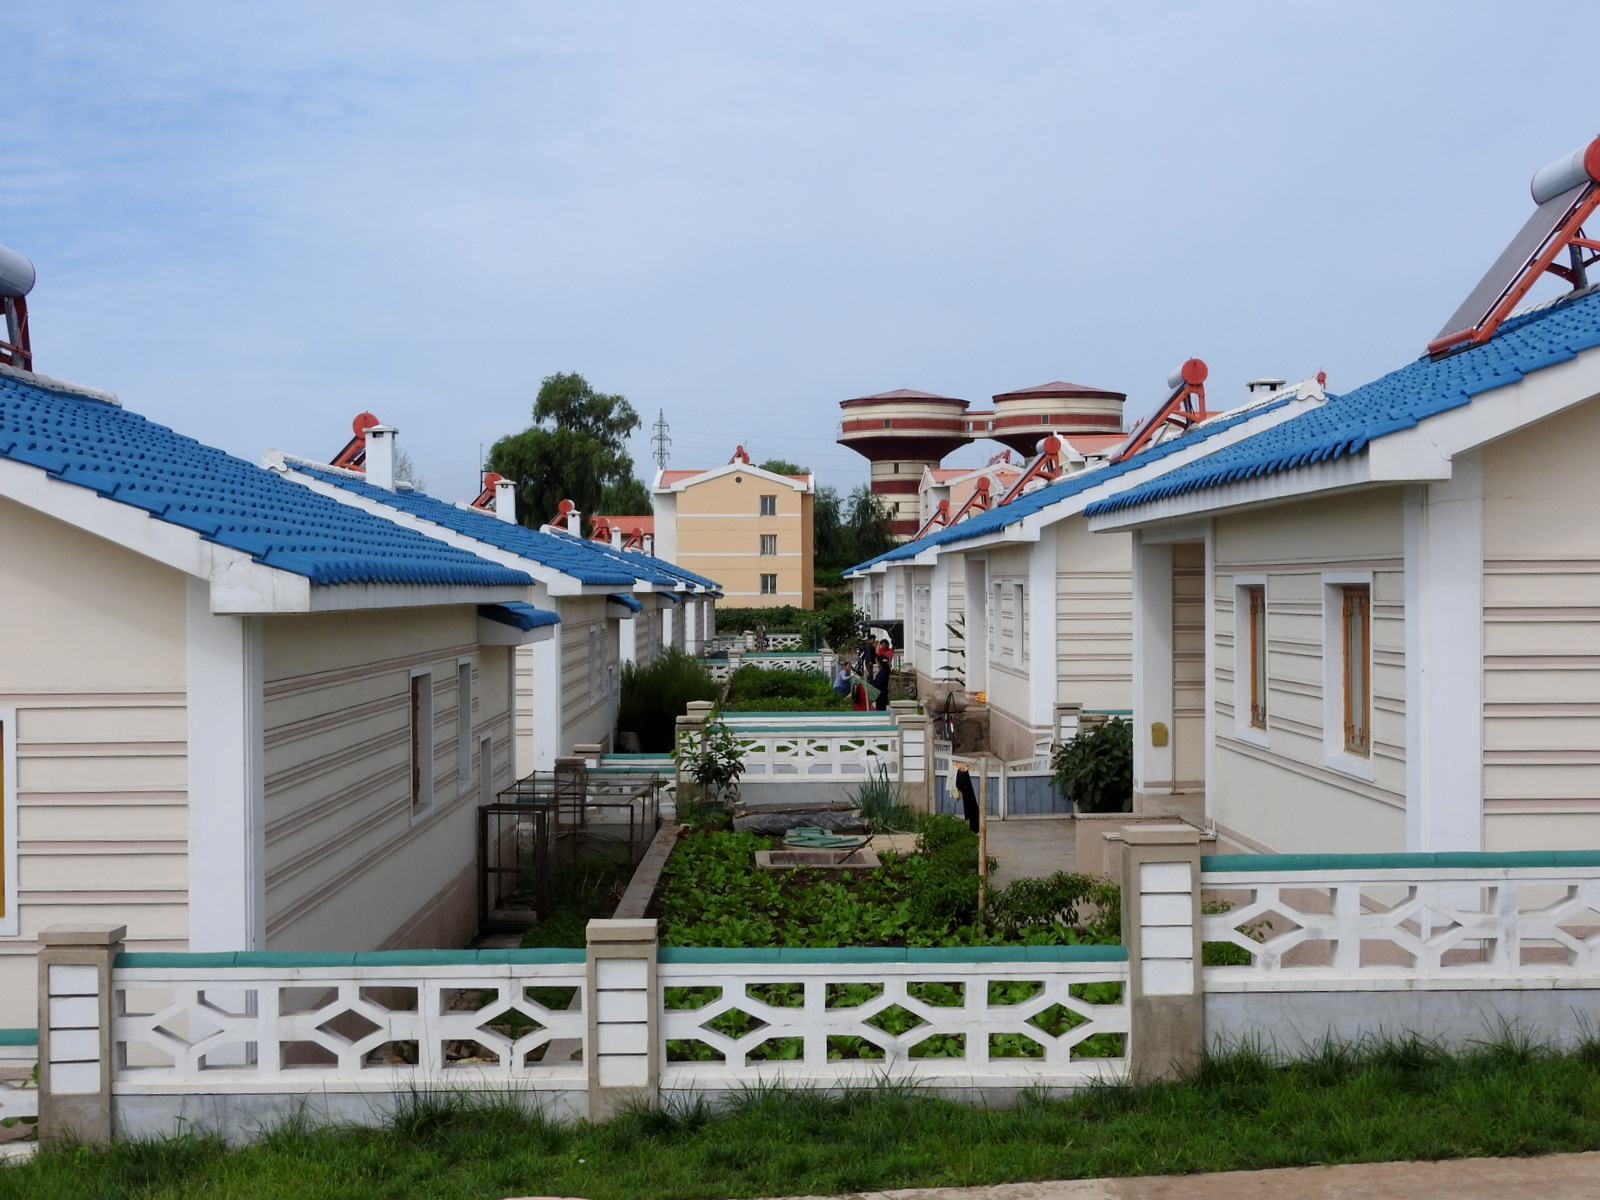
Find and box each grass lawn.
[8,1036,1600,1199]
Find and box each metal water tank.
[0,242,36,299]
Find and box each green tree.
[845,484,896,563]
[757,459,808,477]
[487,372,643,526]
[599,476,652,516]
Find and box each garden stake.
[977,756,989,912]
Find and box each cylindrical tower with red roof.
[836,388,973,538]
[986,380,1127,457]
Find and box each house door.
[1171,542,1206,793]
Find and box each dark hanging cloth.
[954,766,980,833]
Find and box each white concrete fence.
[23,834,1600,1146]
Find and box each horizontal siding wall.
[1055,520,1133,714]
[1483,396,1600,850]
[261,608,509,952]
[0,497,191,1029]
[1211,488,1408,854]
[560,597,617,752]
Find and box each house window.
[457,660,473,791]
[759,494,777,517]
[1014,582,1028,667]
[760,574,778,595]
[760,534,777,556]
[588,628,601,705]
[1343,586,1371,755]
[410,669,434,815]
[1247,586,1267,728]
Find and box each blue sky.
[7,3,1595,503]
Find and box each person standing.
[872,655,891,711]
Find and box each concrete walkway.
[750,1151,1600,1199]
[984,817,1076,888]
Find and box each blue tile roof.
[300,467,643,587]
[607,592,644,613]
[0,376,532,589]
[540,526,721,592]
[1086,288,1600,517]
[480,601,560,631]
[843,397,1293,574]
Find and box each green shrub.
[723,663,847,712]
[715,606,803,633]
[618,647,719,752]
[1051,717,1134,813]
[984,871,1100,937]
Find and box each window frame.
[1231,576,1269,748]
[456,658,474,793]
[0,707,17,937]
[1014,581,1028,669]
[759,533,777,556]
[409,667,435,820]
[1342,585,1371,757]
[478,733,494,807]
[759,494,777,517]
[1321,571,1375,779]
[759,573,778,595]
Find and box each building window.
[588,628,602,705]
[410,669,434,815]
[759,494,777,516]
[1014,581,1028,667]
[1246,586,1267,728]
[457,660,473,791]
[1343,585,1370,755]
[760,574,778,595]
[760,534,777,556]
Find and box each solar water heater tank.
[1530,137,1600,205]
[0,242,35,299]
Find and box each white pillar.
[186,580,265,951]
[1028,523,1058,737]
[1404,453,1485,852]
[493,479,517,523]
[365,425,397,490]
[530,627,561,772]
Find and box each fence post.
[585,918,660,1121]
[37,923,124,1146]
[1120,825,1203,1083]
[674,701,714,804]
[727,647,743,674]
[891,700,932,813]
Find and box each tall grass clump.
[618,647,719,752]
[854,762,916,831]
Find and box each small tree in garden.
[1051,717,1134,813]
[674,711,747,806]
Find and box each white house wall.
[1054,520,1134,717]
[560,596,619,753]
[1481,397,1600,851]
[259,607,514,953]
[1209,487,1408,855]
[0,498,191,1029]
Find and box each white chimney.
[610,528,623,550]
[494,479,517,523]
[365,424,398,491]
[642,533,655,556]
[565,506,582,536]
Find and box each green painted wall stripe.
[658,945,1127,964]
[1202,850,1600,873]
[0,1028,38,1047]
[115,949,586,969]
